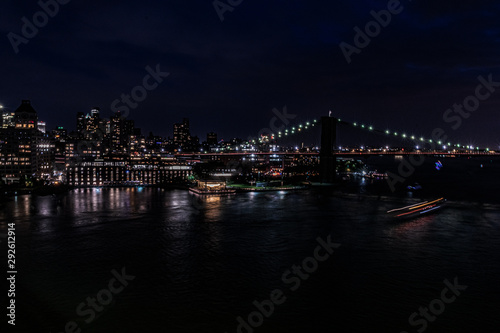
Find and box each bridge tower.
[320,116,337,183]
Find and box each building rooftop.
[15,100,36,114]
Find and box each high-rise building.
[52,126,68,141]
[207,132,218,146]
[110,112,123,152]
[37,121,46,133]
[109,111,136,155]
[76,108,101,140]
[74,108,106,160]
[14,100,38,129]
[76,112,85,137]
[173,118,190,149]
[91,107,100,117]
[0,100,53,182]
[2,111,15,128]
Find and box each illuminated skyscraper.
[91,107,100,117]
[0,100,53,182]
[173,118,190,149]
[37,121,46,133]
[2,110,15,128]
[14,100,38,129]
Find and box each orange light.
[396,204,437,217]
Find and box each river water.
[1,163,500,332]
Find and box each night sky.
[1,0,499,147]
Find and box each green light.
[369,126,373,130]
[394,132,398,136]
[306,122,310,125]
[420,137,424,141]
[402,134,407,138]
[299,124,303,128]
[429,139,432,143]
[438,141,442,145]
[385,130,389,134]
[313,119,317,123]
[354,123,358,126]
[361,124,365,128]
[411,136,415,140]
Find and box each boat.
[387,198,446,219]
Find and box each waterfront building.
[66,162,192,186]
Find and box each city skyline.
[2,99,224,145]
[2,97,496,188]
[3,98,497,152]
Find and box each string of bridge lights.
[249,119,319,144]
[348,119,490,151]
[252,117,491,152]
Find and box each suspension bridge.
[176,115,499,183]
[177,115,497,155]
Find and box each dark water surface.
[1,182,499,332]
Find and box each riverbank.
[0,184,72,201]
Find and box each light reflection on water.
[0,188,499,332]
